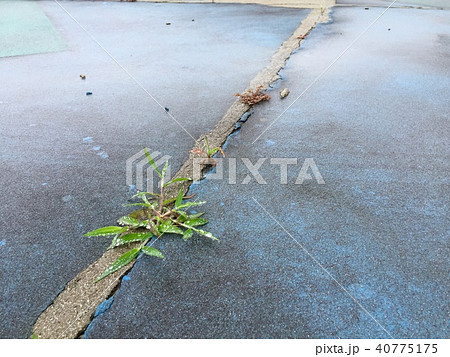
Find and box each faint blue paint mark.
[29,124,37,127]
[98,152,109,159]
[239,110,252,123]
[94,296,114,318]
[62,195,73,202]
[82,137,93,143]
[128,184,136,192]
[41,182,47,186]
[122,275,131,281]
[83,296,116,338]
[0,240,5,247]
[220,202,225,206]
[92,146,101,151]
[348,284,376,300]
[266,139,275,146]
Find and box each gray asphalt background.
[83,6,449,338]
[0,1,310,338]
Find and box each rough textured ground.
[82,6,449,338]
[337,0,449,9]
[31,7,327,340]
[0,1,311,338]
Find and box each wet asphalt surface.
[82,6,449,338]
[0,1,310,338]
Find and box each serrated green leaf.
[158,220,184,235]
[187,226,219,241]
[182,229,193,241]
[144,148,162,178]
[163,177,192,187]
[176,201,206,210]
[112,232,153,247]
[108,228,129,249]
[84,226,124,237]
[184,218,208,227]
[123,202,152,207]
[117,216,140,227]
[132,191,160,197]
[146,220,158,235]
[175,188,184,208]
[188,212,205,219]
[160,160,169,181]
[139,220,150,227]
[162,197,176,206]
[132,192,154,205]
[141,246,164,259]
[173,209,188,221]
[208,147,220,156]
[95,248,140,282]
[204,137,210,152]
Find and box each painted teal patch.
[0,1,68,58]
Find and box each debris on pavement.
[234,85,271,106]
[86,92,93,96]
[80,74,86,80]
[280,88,290,99]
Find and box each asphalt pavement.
[82,5,449,338]
[0,0,310,338]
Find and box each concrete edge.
[31,7,331,339]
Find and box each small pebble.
[164,107,169,112]
[166,22,171,25]
[86,92,93,96]
[365,7,369,10]
[280,88,290,99]
[80,74,86,80]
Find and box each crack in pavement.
[31,7,330,339]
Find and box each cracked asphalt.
[0,0,310,338]
[82,5,449,339]
[1,0,448,339]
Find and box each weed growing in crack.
[190,136,225,168]
[234,85,271,106]
[85,148,218,282]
